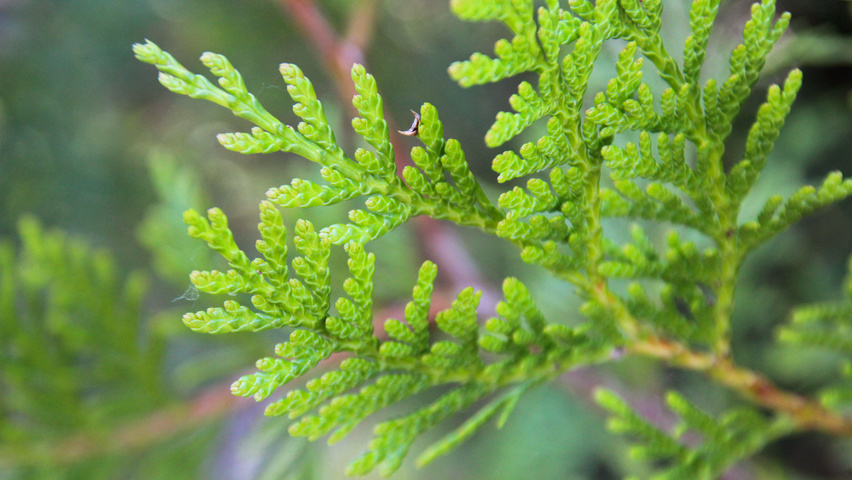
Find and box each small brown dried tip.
[398,110,421,136]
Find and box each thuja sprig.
[777,258,852,411]
[133,41,503,245]
[0,217,173,470]
[596,389,795,480]
[177,206,596,476]
[136,0,852,476]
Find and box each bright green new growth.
[176,206,581,476]
[134,0,852,477]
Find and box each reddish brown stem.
[1,382,242,467]
[277,0,373,116]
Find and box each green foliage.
[133,0,852,477]
[137,150,213,284]
[780,257,852,409]
[596,389,793,480]
[178,204,592,476]
[0,217,169,477]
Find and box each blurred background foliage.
[1,0,852,479]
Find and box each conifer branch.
[133,0,852,476]
[630,336,852,437]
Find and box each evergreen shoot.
[129,0,852,476]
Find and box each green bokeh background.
[2,0,852,479]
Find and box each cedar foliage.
[7,0,842,478]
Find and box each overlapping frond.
[133,41,501,245]
[779,257,852,410]
[739,172,852,253]
[134,0,852,476]
[0,217,171,474]
[596,389,792,480]
[178,204,599,476]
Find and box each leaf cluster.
[596,389,792,480]
[0,218,170,476]
[133,0,852,477]
[178,205,594,476]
